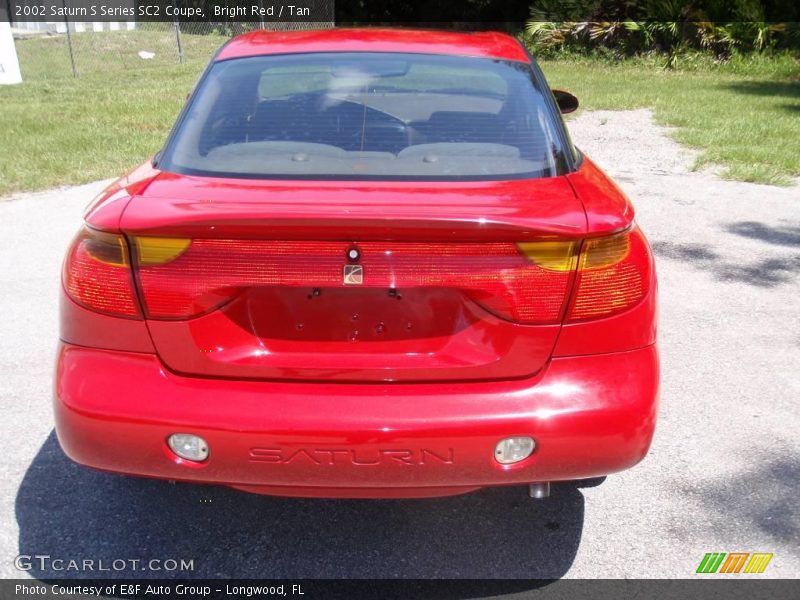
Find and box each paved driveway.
[0,110,797,579]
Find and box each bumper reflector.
[167,433,209,462]
[495,437,535,464]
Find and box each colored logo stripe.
[697,553,726,573]
[697,552,773,574]
[719,553,749,573]
[744,553,773,573]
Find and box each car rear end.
[54,31,658,498]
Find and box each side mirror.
[552,89,579,114]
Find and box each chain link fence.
[11,20,333,81]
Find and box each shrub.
[523,0,800,64]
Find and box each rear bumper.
[54,343,659,498]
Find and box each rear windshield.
[159,52,571,181]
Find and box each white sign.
[0,22,23,85]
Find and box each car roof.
[216,28,531,63]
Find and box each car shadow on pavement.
[683,456,800,550]
[16,433,586,581]
[724,221,800,248]
[652,235,800,289]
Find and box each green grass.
[541,53,800,185]
[1,31,218,196]
[0,64,204,196]
[12,28,224,79]
[1,34,799,196]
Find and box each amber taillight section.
[567,227,651,321]
[63,227,141,318]
[133,239,579,324]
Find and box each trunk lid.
[122,173,585,383]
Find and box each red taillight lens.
[134,239,578,324]
[567,227,652,322]
[62,227,141,318]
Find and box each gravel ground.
[0,109,798,580]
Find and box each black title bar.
[4,1,334,23]
[4,1,799,24]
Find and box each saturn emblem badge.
[343,264,363,285]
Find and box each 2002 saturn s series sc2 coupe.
[54,29,658,499]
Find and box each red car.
[55,29,658,499]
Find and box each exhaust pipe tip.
[528,482,551,499]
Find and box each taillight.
[133,239,579,324]
[134,236,191,265]
[130,233,650,324]
[476,240,578,322]
[62,227,141,318]
[567,227,652,322]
